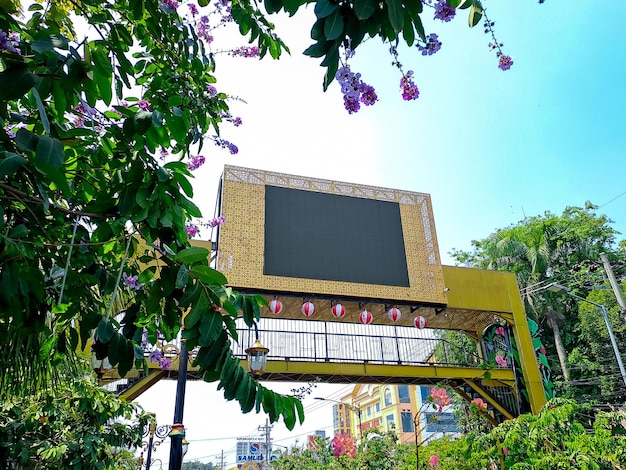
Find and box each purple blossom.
[359,84,378,106]
[122,273,145,290]
[0,29,21,55]
[197,16,214,43]
[233,117,242,127]
[434,1,455,22]
[186,225,199,237]
[73,102,97,118]
[159,147,169,160]
[208,215,226,228]
[230,46,259,58]
[400,71,419,101]
[335,65,377,114]
[138,99,151,111]
[187,154,206,171]
[498,54,513,71]
[206,84,217,96]
[214,138,238,154]
[162,0,179,11]
[417,33,442,56]
[149,349,171,370]
[187,2,199,14]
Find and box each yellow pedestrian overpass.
[103,265,546,426]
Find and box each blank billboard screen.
[264,185,410,287]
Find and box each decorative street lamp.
[142,419,172,470]
[245,322,269,376]
[548,283,626,387]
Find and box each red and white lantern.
[359,309,373,325]
[387,307,402,322]
[269,299,283,315]
[414,315,427,329]
[301,301,316,317]
[332,303,346,319]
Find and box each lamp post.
[168,341,189,470]
[245,322,269,377]
[314,397,362,438]
[548,283,626,388]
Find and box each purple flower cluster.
[206,84,217,96]
[498,54,513,71]
[417,33,442,56]
[400,71,419,101]
[197,16,214,43]
[230,46,259,58]
[162,0,179,11]
[149,349,171,370]
[0,30,20,55]
[335,65,378,114]
[434,1,455,22]
[214,138,238,154]
[72,102,97,127]
[123,273,145,290]
[187,154,206,171]
[186,225,199,237]
[159,147,169,160]
[187,2,199,15]
[138,99,151,111]
[208,215,226,228]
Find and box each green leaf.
[384,0,404,32]
[175,247,210,264]
[31,34,69,53]
[97,319,115,343]
[199,310,223,345]
[134,111,153,135]
[468,0,483,27]
[185,290,209,330]
[314,0,337,18]
[31,87,50,135]
[354,0,377,20]
[175,264,189,289]
[8,224,28,238]
[324,9,344,40]
[15,129,39,152]
[35,136,64,168]
[0,65,38,100]
[402,11,415,46]
[0,152,26,177]
[264,0,283,14]
[190,266,227,285]
[303,40,331,59]
[168,95,183,107]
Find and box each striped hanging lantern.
[414,315,427,329]
[332,303,346,319]
[359,309,373,325]
[269,299,283,315]
[301,301,316,317]
[387,307,402,322]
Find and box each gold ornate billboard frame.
[216,165,447,327]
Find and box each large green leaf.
[383,0,404,32]
[468,0,483,27]
[175,247,210,264]
[324,9,344,40]
[354,0,377,20]
[0,152,26,177]
[184,290,209,330]
[35,136,64,168]
[31,87,50,135]
[199,310,223,344]
[190,266,228,285]
[31,34,69,53]
[314,0,338,19]
[0,65,38,100]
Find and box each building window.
[420,386,431,402]
[401,412,415,432]
[375,402,380,413]
[398,385,410,403]
[367,406,372,416]
[386,413,395,430]
[384,387,392,406]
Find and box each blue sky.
[137,2,626,466]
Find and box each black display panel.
[264,185,410,287]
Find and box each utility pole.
[600,252,626,315]
[219,450,224,470]
[258,419,273,467]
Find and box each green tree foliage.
[421,398,626,470]
[0,368,150,469]
[450,205,623,399]
[0,0,302,428]
[181,460,217,470]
